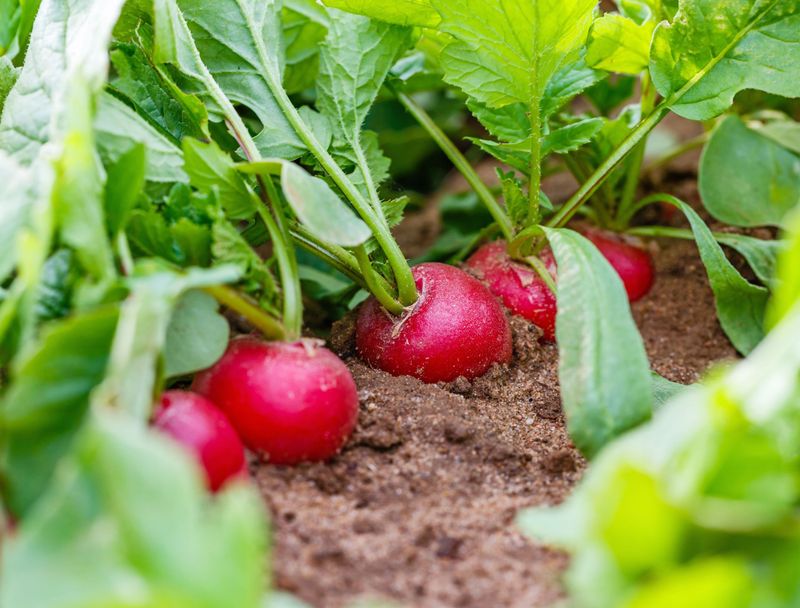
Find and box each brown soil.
[255,176,738,607]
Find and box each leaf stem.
[392,86,514,241]
[547,103,669,228]
[528,84,543,225]
[204,285,286,341]
[354,245,406,315]
[263,72,418,306]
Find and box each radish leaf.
[322,0,439,27]
[545,227,653,458]
[651,0,800,120]
[700,115,800,228]
[587,14,654,75]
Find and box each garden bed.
[257,178,737,608]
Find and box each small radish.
[153,391,247,492]
[356,262,512,382]
[581,228,655,302]
[466,241,558,341]
[193,338,358,465]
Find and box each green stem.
[264,74,418,306]
[290,224,394,295]
[204,285,286,341]
[354,246,405,316]
[257,181,303,340]
[524,255,556,295]
[616,74,657,229]
[547,103,670,228]
[528,84,543,225]
[617,192,678,226]
[116,232,134,276]
[392,87,514,241]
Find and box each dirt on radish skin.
[255,235,738,608]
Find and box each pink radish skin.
[581,228,655,302]
[193,338,358,465]
[466,241,558,342]
[356,262,512,383]
[153,391,248,492]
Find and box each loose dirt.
[254,177,738,607]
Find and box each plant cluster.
[0,0,798,606]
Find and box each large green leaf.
[544,227,653,458]
[716,233,784,288]
[321,0,439,27]
[651,0,800,121]
[0,0,127,163]
[1,306,119,516]
[282,0,329,94]
[153,0,303,159]
[430,0,596,110]
[1,411,267,608]
[0,151,35,283]
[317,9,409,201]
[700,115,800,228]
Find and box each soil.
[254,174,739,607]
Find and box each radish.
[193,338,358,465]
[153,391,248,492]
[356,262,512,382]
[581,228,655,302]
[466,241,558,341]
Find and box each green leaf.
[650,1,800,121]
[651,372,687,410]
[153,0,303,159]
[321,0,439,27]
[587,14,654,75]
[700,115,800,228]
[92,265,240,420]
[0,0,127,163]
[163,289,230,378]
[109,39,209,143]
[0,56,19,115]
[755,116,800,155]
[183,138,256,220]
[616,0,678,24]
[544,227,653,458]
[318,10,410,150]
[53,79,115,285]
[541,56,604,119]
[95,93,188,184]
[542,117,605,156]
[673,199,769,354]
[282,0,329,94]
[317,10,409,207]
[281,162,371,247]
[431,0,596,110]
[466,99,530,143]
[0,0,20,56]
[211,216,278,303]
[34,250,78,323]
[0,151,35,283]
[127,210,212,268]
[715,233,784,288]
[1,306,119,516]
[104,144,146,237]
[1,410,268,608]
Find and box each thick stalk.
[547,103,669,228]
[204,285,286,341]
[528,84,543,225]
[354,246,406,315]
[392,87,514,241]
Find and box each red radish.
[356,262,512,383]
[193,338,358,465]
[466,241,558,341]
[581,228,655,302]
[153,391,247,492]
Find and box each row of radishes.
[156,228,653,491]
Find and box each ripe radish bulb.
[356,262,512,382]
[194,338,359,465]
